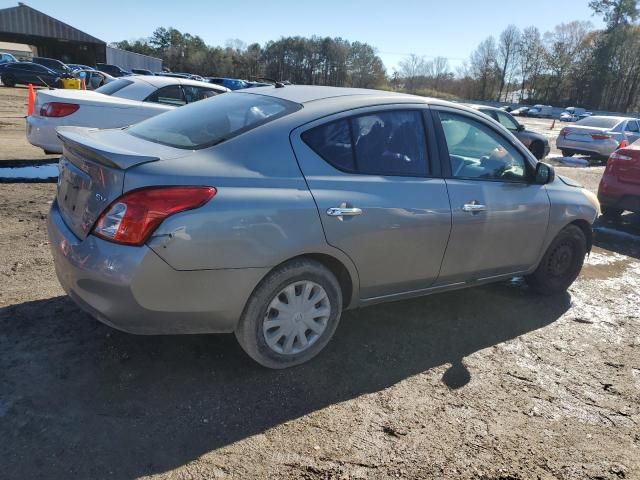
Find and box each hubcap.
[263,281,331,355]
[549,244,574,277]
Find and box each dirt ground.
[1,86,639,480]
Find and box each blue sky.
[3,0,604,71]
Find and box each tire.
[601,206,623,219]
[1,73,16,87]
[530,141,545,160]
[526,225,587,295]
[561,150,574,157]
[235,258,343,369]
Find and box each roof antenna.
[274,81,285,88]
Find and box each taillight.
[92,186,216,246]
[618,139,629,149]
[40,102,80,117]
[591,133,611,140]
[609,151,633,162]
[559,128,569,136]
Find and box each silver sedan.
[47,86,599,368]
[556,115,640,158]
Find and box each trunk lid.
[560,125,612,142]
[55,126,184,240]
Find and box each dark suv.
[0,62,60,87]
[95,63,131,77]
[32,57,72,76]
[468,104,551,159]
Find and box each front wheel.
[526,225,587,295]
[235,258,343,369]
[561,150,575,157]
[1,73,16,87]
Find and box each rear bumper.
[598,175,640,213]
[47,201,268,334]
[26,115,63,153]
[556,137,618,157]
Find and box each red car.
[598,141,640,218]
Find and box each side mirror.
[535,162,555,185]
[516,124,525,132]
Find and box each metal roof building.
[0,3,161,70]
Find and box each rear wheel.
[1,73,16,87]
[235,258,343,369]
[561,150,574,157]
[526,225,586,295]
[601,206,623,219]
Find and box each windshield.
[128,92,301,149]
[575,117,622,129]
[95,79,133,96]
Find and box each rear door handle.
[326,207,363,217]
[462,201,486,213]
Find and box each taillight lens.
[559,128,569,136]
[609,151,633,161]
[92,186,216,246]
[591,133,611,140]
[40,102,80,117]
[618,139,629,149]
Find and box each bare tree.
[398,54,427,91]
[496,25,521,101]
[470,37,499,99]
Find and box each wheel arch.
[569,219,593,253]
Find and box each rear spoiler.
[57,127,160,170]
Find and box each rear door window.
[145,85,186,106]
[302,110,429,177]
[626,120,639,132]
[182,85,219,103]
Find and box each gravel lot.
[1,86,639,480]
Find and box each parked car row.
[556,115,640,158]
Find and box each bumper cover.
[26,115,63,153]
[47,201,268,334]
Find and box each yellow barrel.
[60,78,81,89]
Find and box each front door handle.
[326,207,363,217]
[462,201,486,213]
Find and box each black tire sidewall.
[236,260,342,369]
[527,225,586,295]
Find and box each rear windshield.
[95,79,133,96]
[575,117,622,129]
[128,92,301,149]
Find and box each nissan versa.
[47,86,600,368]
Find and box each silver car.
[47,86,599,368]
[556,115,640,158]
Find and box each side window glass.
[438,111,527,182]
[352,111,428,176]
[627,121,639,133]
[302,119,356,172]
[146,85,186,106]
[496,111,519,131]
[183,86,218,103]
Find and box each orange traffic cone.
[27,83,36,116]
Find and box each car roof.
[129,74,230,92]
[463,103,502,112]
[239,85,420,104]
[586,115,635,122]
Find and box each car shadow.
[0,283,570,479]
[594,213,640,259]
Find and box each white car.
[27,76,229,153]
